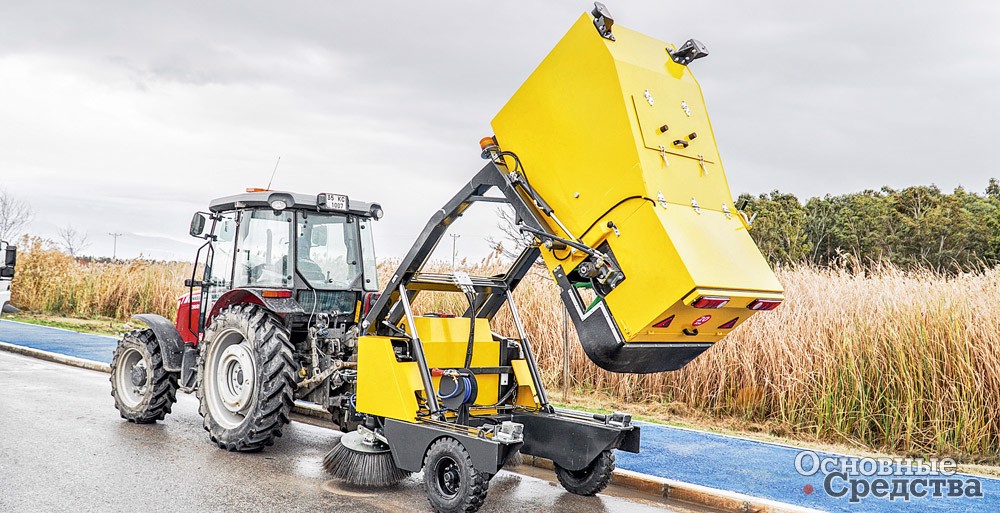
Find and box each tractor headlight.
[269,199,288,211]
[369,204,384,220]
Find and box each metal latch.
[691,197,701,214]
[698,154,708,175]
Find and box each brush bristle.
[322,438,412,487]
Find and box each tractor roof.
[208,191,378,217]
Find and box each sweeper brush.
[323,430,412,487]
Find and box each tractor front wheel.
[110,329,178,423]
[196,304,296,452]
[554,450,615,496]
[423,437,490,513]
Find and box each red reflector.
[431,368,444,377]
[692,315,711,327]
[653,315,675,328]
[719,317,739,329]
[362,292,380,316]
[261,289,292,298]
[748,299,782,311]
[692,296,730,309]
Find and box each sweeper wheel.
[110,329,178,423]
[323,430,411,487]
[423,437,490,513]
[554,449,615,496]
[196,304,296,452]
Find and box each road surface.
[0,350,705,513]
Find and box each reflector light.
[653,315,674,328]
[261,289,292,298]
[692,296,729,309]
[691,315,711,327]
[719,317,739,329]
[748,299,782,311]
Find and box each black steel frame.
[361,160,640,474]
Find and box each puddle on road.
[321,480,379,498]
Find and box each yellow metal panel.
[510,359,540,408]
[408,317,502,407]
[355,336,422,422]
[492,12,783,349]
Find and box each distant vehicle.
[0,240,16,316]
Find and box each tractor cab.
[180,190,383,344]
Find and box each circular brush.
[323,430,411,487]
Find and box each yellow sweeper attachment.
[345,6,785,510]
[490,12,783,372]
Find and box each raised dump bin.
[491,13,783,373]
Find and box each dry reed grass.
[10,237,188,320]
[11,240,999,459]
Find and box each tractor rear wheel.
[110,329,178,423]
[554,449,615,496]
[196,304,296,452]
[423,437,490,513]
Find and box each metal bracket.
[592,2,615,41]
[668,38,709,66]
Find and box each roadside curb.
[0,341,823,513]
[521,455,822,513]
[0,341,111,373]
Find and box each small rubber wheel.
[423,437,490,513]
[554,450,615,496]
[196,304,296,452]
[110,329,178,423]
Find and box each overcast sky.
[2,1,999,260]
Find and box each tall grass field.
[9,238,1000,462]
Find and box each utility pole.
[449,233,461,270]
[108,232,122,260]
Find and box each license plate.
[323,193,349,211]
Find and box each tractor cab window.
[201,212,237,318]
[234,209,292,288]
[296,212,363,289]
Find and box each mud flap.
[512,411,640,471]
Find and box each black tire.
[110,329,178,423]
[423,437,490,513]
[554,450,615,496]
[196,304,296,452]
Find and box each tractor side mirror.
[0,246,13,279]
[189,213,209,238]
[3,245,14,267]
[310,225,328,247]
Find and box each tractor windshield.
[296,212,368,290]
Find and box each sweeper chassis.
[350,158,640,508]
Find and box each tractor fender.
[206,288,305,327]
[131,313,185,373]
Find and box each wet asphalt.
[0,351,707,513]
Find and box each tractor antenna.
[266,156,281,190]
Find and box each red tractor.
[110,190,383,450]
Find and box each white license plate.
[324,193,348,211]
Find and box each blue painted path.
[0,319,117,362]
[2,317,997,512]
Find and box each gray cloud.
[1,1,998,259]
